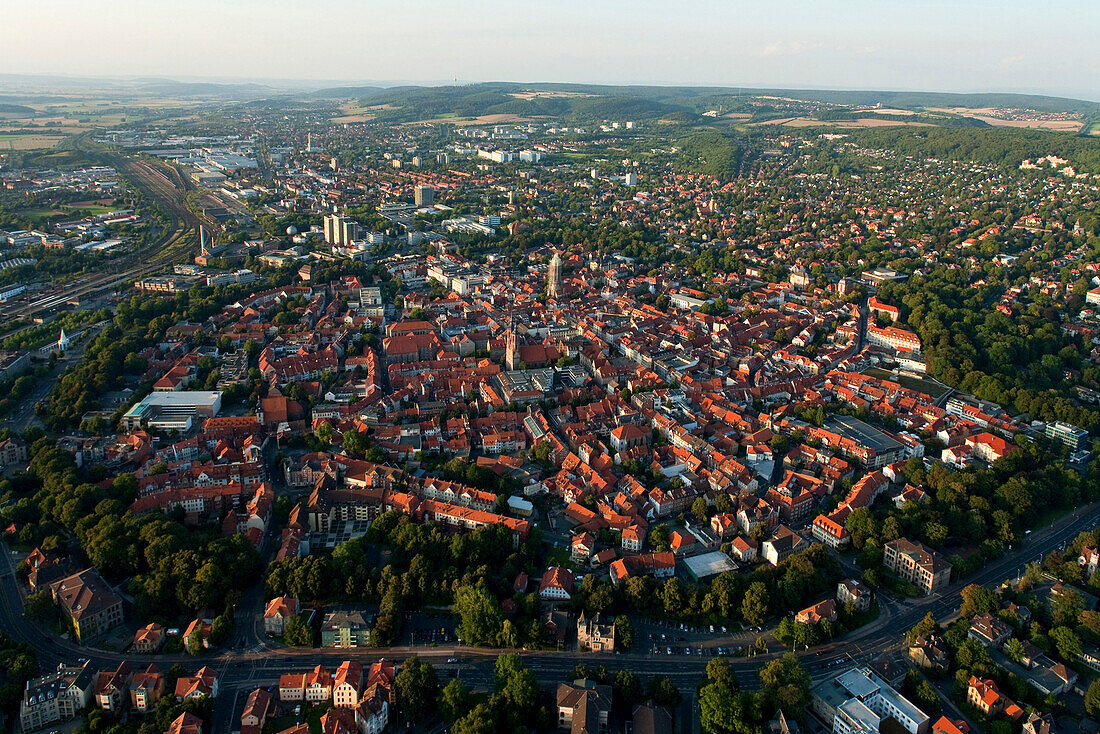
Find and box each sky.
[5,0,1100,100]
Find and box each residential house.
[1022,713,1054,734]
[966,677,1022,720]
[355,690,390,734]
[94,662,132,713]
[540,567,575,601]
[319,707,358,734]
[279,673,307,702]
[133,623,166,653]
[18,661,94,732]
[264,596,298,636]
[762,526,807,566]
[166,712,203,734]
[731,536,758,563]
[633,703,674,734]
[621,526,643,551]
[174,667,219,701]
[333,660,363,707]
[1081,547,1100,578]
[354,660,394,734]
[241,688,273,733]
[183,617,213,651]
[908,635,949,672]
[837,579,873,612]
[129,665,165,714]
[931,718,969,734]
[609,551,675,585]
[321,610,372,648]
[545,608,572,648]
[25,547,75,592]
[968,613,1012,648]
[796,599,837,626]
[571,533,596,563]
[304,665,334,702]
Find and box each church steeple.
[505,321,518,371]
[547,251,562,299]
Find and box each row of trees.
[395,654,555,734]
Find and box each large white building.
[812,668,930,734]
[121,391,222,431]
[477,149,514,163]
[866,323,922,354]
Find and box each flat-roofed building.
[1045,421,1089,449]
[121,391,222,431]
[812,667,929,734]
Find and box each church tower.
[547,252,562,298]
[505,322,519,371]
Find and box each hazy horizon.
[6,0,1100,101]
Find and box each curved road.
[1,503,1096,733]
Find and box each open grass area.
[863,366,951,399]
[17,208,66,222]
[62,203,115,215]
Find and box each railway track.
[1,156,216,321]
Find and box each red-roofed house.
[932,717,969,734]
[539,567,575,601]
[964,432,1017,464]
[264,596,297,636]
[795,599,837,625]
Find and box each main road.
[1,503,1096,733]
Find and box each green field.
[863,367,951,399]
[63,203,115,215]
[17,208,66,222]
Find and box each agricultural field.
[927,106,1085,131]
[0,133,65,150]
[331,101,377,123]
[747,117,935,128]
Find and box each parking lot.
[637,618,771,657]
[403,613,459,646]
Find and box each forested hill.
[849,126,1100,173]
[345,82,1100,123]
